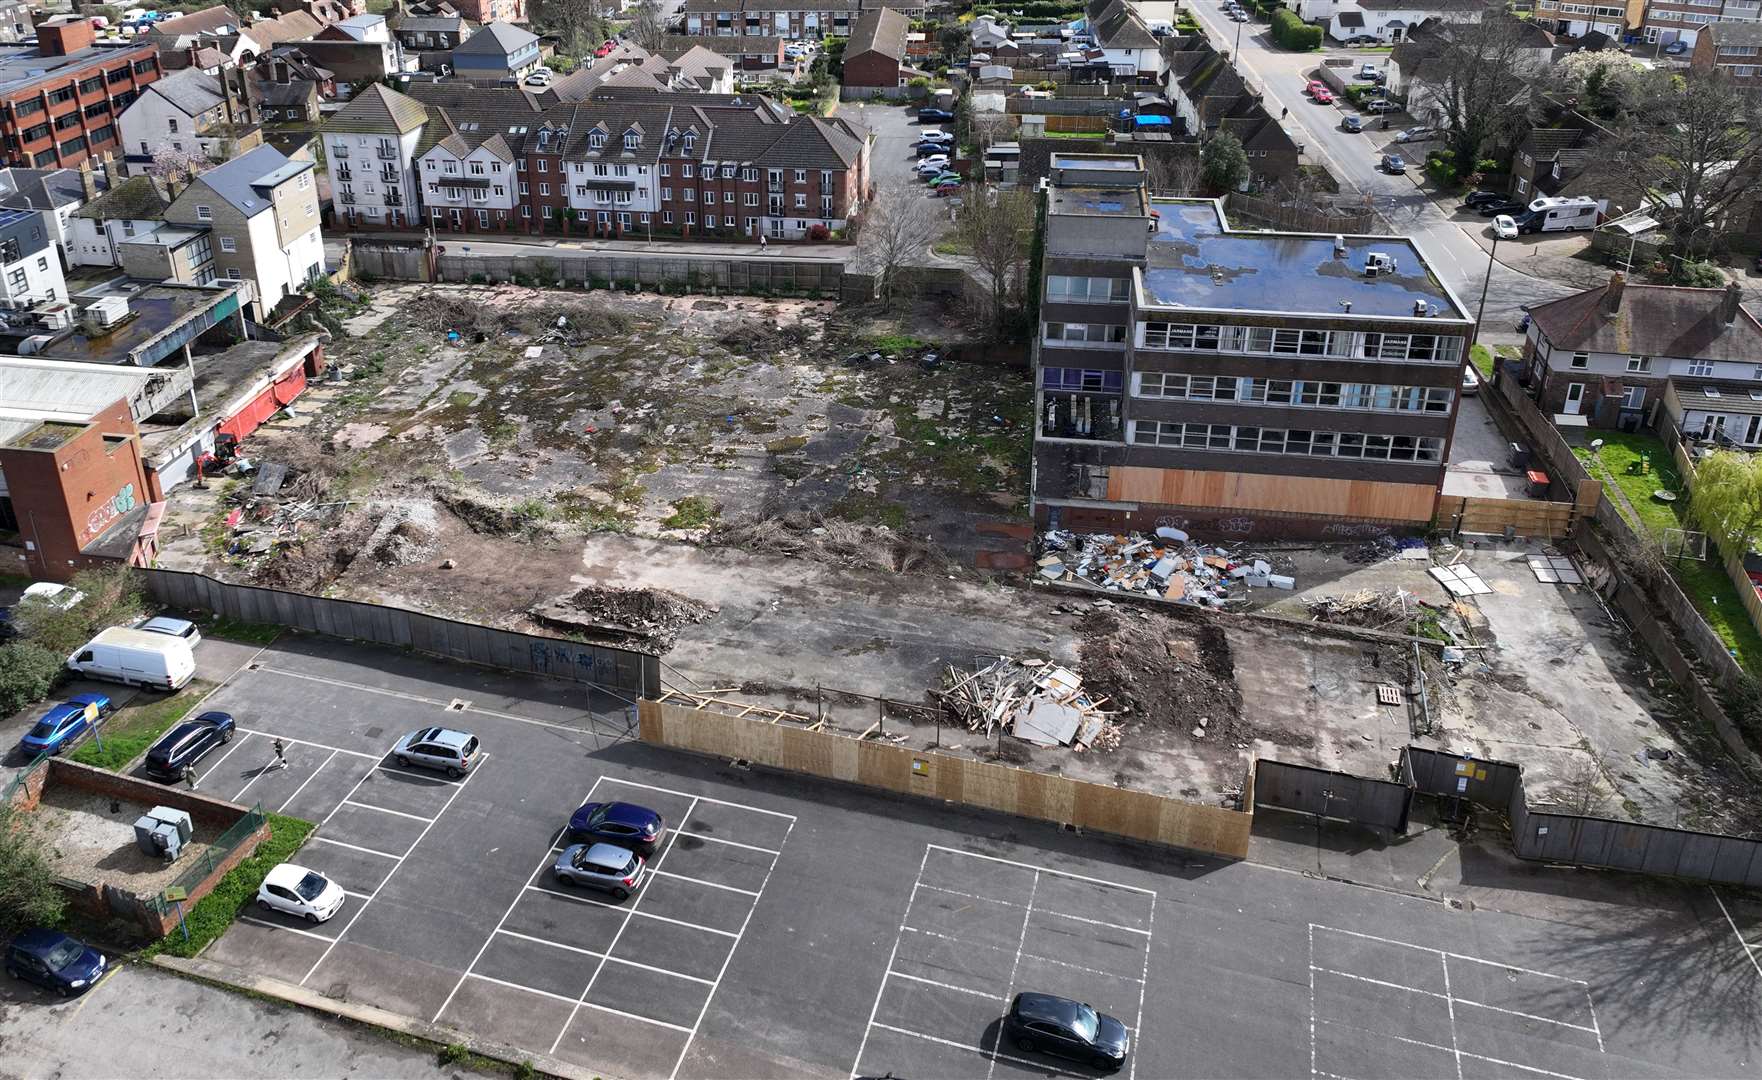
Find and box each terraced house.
[321,83,870,239]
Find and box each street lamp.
[1234,14,1244,70]
[1473,232,1499,350]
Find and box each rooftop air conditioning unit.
[31,301,73,330]
[1364,252,1397,277]
[84,295,129,329]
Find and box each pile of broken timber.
[935,657,1119,751]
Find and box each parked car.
[1492,214,1519,240]
[1306,80,1326,95]
[1229,9,1248,19]
[1396,127,1439,143]
[553,842,646,899]
[392,726,478,777]
[925,171,961,186]
[1341,115,1362,133]
[569,801,665,852]
[915,142,951,157]
[1362,100,1397,113]
[1357,63,1382,80]
[1663,39,1689,55]
[1003,992,1130,1071]
[18,694,111,757]
[1477,198,1528,217]
[133,615,201,646]
[917,107,954,123]
[143,711,235,782]
[22,582,83,611]
[1344,34,1379,44]
[594,38,617,57]
[257,863,345,923]
[1460,190,1505,209]
[1462,364,1482,396]
[915,158,951,175]
[934,181,962,196]
[66,627,196,691]
[524,71,551,86]
[1312,87,1333,104]
[1379,153,1405,173]
[5,929,106,996]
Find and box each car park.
[1312,86,1333,104]
[18,694,110,757]
[392,726,478,777]
[1492,214,1519,239]
[1341,115,1362,133]
[1380,153,1405,173]
[568,800,665,851]
[143,710,235,782]
[5,929,105,996]
[552,841,646,899]
[257,864,345,923]
[134,615,201,645]
[917,107,953,123]
[1003,991,1130,1071]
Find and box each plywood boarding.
[1435,496,1575,540]
[1107,466,1436,523]
[637,700,1252,858]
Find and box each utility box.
[149,821,184,860]
[148,806,193,844]
[133,814,163,856]
[1509,443,1532,470]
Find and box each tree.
[0,641,62,718]
[1688,449,1762,555]
[10,564,146,659]
[626,0,670,54]
[532,0,608,58]
[1422,16,1541,181]
[1617,68,1762,259]
[1147,150,1203,196]
[1545,50,1644,118]
[855,182,936,308]
[0,805,64,937]
[1199,131,1249,194]
[147,144,210,185]
[953,186,1035,337]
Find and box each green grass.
[142,813,317,959]
[68,680,218,772]
[1469,344,1495,379]
[661,496,721,530]
[202,617,281,646]
[932,237,972,256]
[1576,432,1762,671]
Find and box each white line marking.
[649,868,759,897]
[341,799,433,824]
[551,798,698,1056]
[1130,888,1154,1080]
[901,926,1143,982]
[914,883,1152,935]
[597,775,798,820]
[1308,967,1600,1034]
[1309,923,1318,1080]
[574,998,695,1035]
[1440,954,1464,1080]
[676,831,779,856]
[375,764,463,786]
[1314,1020,1590,1080]
[341,889,376,901]
[885,970,1003,1000]
[868,1023,1091,1078]
[849,847,927,1080]
[232,760,276,803]
[523,884,740,938]
[310,835,404,861]
[202,730,257,778]
[253,665,602,737]
[987,869,1038,1080]
[234,727,382,760]
[463,972,583,1007]
[494,929,717,986]
[1312,925,1592,986]
[1711,886,1762,980]
[300,758,481,986]
[237,915,335,942]
[923,843,1156,894]
[276,749,337,813]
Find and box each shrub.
[807,223,832,241]
[1425,149,1459,186]
[143,814,316,959]
[0,641,63,717]
[0,804,65,937]
[1674,259,1726,288]
[9,564,146,660]
[1270,8,1321,50]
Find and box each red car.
[1312,87,1334,104]
[1306,80,1326,95]
[594,39,617,57]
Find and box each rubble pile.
[1078,609,1248,744]
[1305,589,1413,630]
[712,511,950,574]
[365,502,440,567]
[530,585,716,652]
[935,657,1121,752]
[1037,528,1295,607]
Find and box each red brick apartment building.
[0,16,161,170]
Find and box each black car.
[568,800,665,853]
[917,107,954,123]
[1003,992,1130,1071]
[1477,199,1528,217]
[1460,190,1505,210]
[143,710,236,781]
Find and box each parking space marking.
[677,830,779,856]
[234,726,382,760]
[375,764,464,786]
[277,749,338,813]
[237,915,334,942]
[986,872,1039,1080]
[523,884,742,937]
[901,926,1138,982]
[1311,965,1601,1034]
[924,843,1157,895]
[341,799,433,824]
[1711,887,1762,978]
[888,970,1004,1000]
[202,731,256,777]
[597,775,796,818]
[648,868,760,897]
[1314,1019,1588,1080]
[300,757,483,986]
[311,835,403,861]
[465,971,587,1007]
[576,998,695,1035]
[868,1022,1088,1078]
[253,665,607,739]
[232,762,279,803]
[342,889,376,901]
[493,929,718,987]
[915,883,1152,936]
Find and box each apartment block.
[0,16,161,170]
[1033,154,1474,538]
[1691,19,1762,79]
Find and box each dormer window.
[682,133,696,153]
[589,130,607,149]
[624,130,640,150]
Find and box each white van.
[67,627,197,691]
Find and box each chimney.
[1724,280,1743,325]
[37,15,96,57]
[1601,271,1625,315]
[275,58,291,83]
[103,154,124,188]
[78,159,97,200]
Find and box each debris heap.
[530,586,716,652]
[936,657,1121,752]
[1037,528,1295,607]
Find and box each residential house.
[545,43,739,97]
[317,14,393,43]
[1691,21,1762,83]
[1521,274,1762,438]
[146,6,244,50]
[0,206,69,306]
[235,11,327,58]
[843,7,910,91]
[322,83,428,230]
[1389,16,1554,126]
[430,0,524,25]
[1530,0,1640,39]
[0,166,98,266]
[1082,0,1166,82]
[450,21,541,80]
[659,33,790,72]
[1641,0,1761,52]
[678,0,890,39]
[970,13,1014,51]
[116,223,218,284]
[394,14,472,55]
[68,174,174,267]
[273,0,363,23]
[274,38,403,89]
[1327,0,1497,43]
[0,17,161,170]
[1163,36,1300,187]
[1505,101,1628,206]
[117,68,259,172]
[256,78,323,125]
[160,144,323,319]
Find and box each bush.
[0,804,65,937]
[1425,149,1459,186]
[807,222,831,241]
[0,640,63,717]
[10,564,147,659]
[1674,259,1726,287]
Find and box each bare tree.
[1145,151,1202,197]
[532,0,608,57]
[953,185,1035,336]
[1420,15,1540,177]
[1617,68,1762,259]
[147,144,211,185]
[855,182,936,308]
[968,112,1013,156]
[627,0,670,54]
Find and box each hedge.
[1271,8,1321,50]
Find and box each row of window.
[1561,350,1742,378]
[1135,373,1455,413]
[1044,322,1128,344]
[391,146,837,189]
[1045,275,1130,303]
[1142,322,1464,364]
[1129,422,1446,463]
[422,205,787,230]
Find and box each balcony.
[332,146,349,159]
[385,192,403,207]
[379,169,398,184]
[339,192,356,205]
[767,183,784,194]
[336,167,352,181]
[376,146,396,160]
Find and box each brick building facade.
[0,16,161,170]
[0,398,152,581]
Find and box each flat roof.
[0,40,149,95]
[1141,199,1467,321]
[40,283,240,367]
[5,419,84,451]
[1050,184,1144,217]
[1052,153,1137,171]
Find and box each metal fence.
[1400,746,1524,808]
[1252,759,1412,832]
[1,750,49,805]
[139,568,660,698]
[147,802,267,918]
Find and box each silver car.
[391,726,478,778]
[553,842,646,900]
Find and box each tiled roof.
[1518,127,1584,158]
[325,83,430,135]
[1529,281,1762,363]
[661,34,786,56]
[0,167,90,210]
[149,69,227,117]
[183,144,310,217]
[1709,20,1762,47]
[1089,0,1157,50]
[150,5,240,38]
[255,79,318,107]
[74,175,171,221]
[848,6,908,62]
[454,20,538,56]
[397,16,466,33]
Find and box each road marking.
[495,929,717,986]
[987,869,1038,1080]
[923,843,1156,894]
[1310,966,1600,1033]
[868,1022,1091,1078]
[885,969,1003,1000]
[375,764,464,786]
[252,665,610,738]
[902,926,1141,982]
[341,799,433,823]
[310,835,404,861]
[341,889,376,901]
[1313,925,1592,986]
[234,727,382,759]
[575,998,694,1035]
[914,882,1151,934]
[849,847,926,1080]
[649,868,759,897]
[237,915,335,942]
[277,749,337,813]
[1711,886,1762,979]
[522,883,741,937]
[597,775,798,819]
[675,830,779,856]
[1131,889,1155,1080]
[1440,952,1464,1080]
[1313,1019,1590,1080]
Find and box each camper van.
[67,627,197,691]
[1515,196,1604,234]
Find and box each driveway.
[843,100,928,190]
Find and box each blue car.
[18,694,111,757]
[567,800,665,853]
[5,929,106,996]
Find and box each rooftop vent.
[1333,234,1346,257]
[1414,299,1429,317]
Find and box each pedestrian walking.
[759,233,768,252]
[273,738,288,770]
[183,765,199,791]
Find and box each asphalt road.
[1184,6,1577,331]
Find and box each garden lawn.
[1575,431,1762,672]
[69,680,218,772]
[142,813,317,959]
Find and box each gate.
[1253,759,1411,831]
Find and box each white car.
[257,864,345,923]
[23,582,84,610]
[1395,128,1438,143]
[916,157,950,174]
[134,615,202,646]
[1492,214,1518,240]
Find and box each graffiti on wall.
[1319,521,1393,539]
[84,483,138,542]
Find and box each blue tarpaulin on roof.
[1133,115,1171,127]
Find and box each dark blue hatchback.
[6,929,106,996]
[567,800,664,852]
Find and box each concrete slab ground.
[170,634,1758,1080]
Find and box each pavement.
[21,630,1752,1080]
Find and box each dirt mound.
[1078,609,1251,746]
[404,290,638,343]
[710,510,950,575]
[530,586,717,652]
[716,321,811,353]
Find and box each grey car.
[391,726,478,778]
[553,842,646,900]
